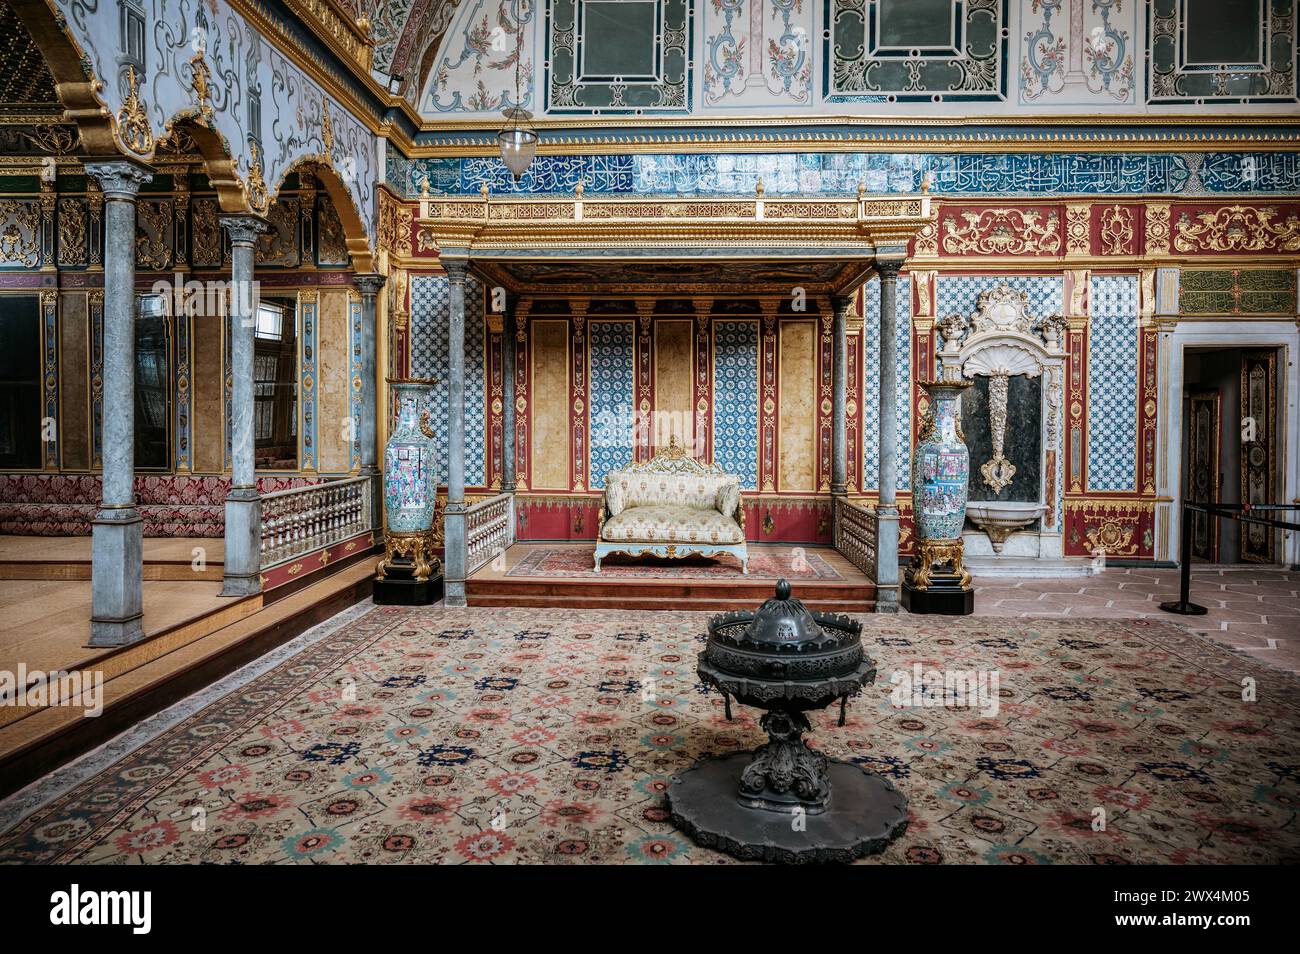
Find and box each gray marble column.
[443,259,469,606]
[86,161,152,647]
[830,295,851,496]
[219,214,270,597]
[876,256,904,612]
[354,273,386,532]
[500,296,517,493]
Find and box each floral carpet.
[1,606,1297,865]
[506,547,843,580]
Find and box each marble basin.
[967,502,1047,553]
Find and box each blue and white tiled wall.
[862,276,912,492]
[391,151,1300,199]
[587,320,637,490]
[712,321,761,491]
[410,274,487,487]
[1086,275,1141,493]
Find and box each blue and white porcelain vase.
[911,380,972,541]
[383,380,438,534]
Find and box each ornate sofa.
[595,438,748,573]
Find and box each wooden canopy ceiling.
[414,190,935,297]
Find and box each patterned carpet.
[2,605,1297,864]
[506,547,842,579]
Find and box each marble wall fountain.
[937,284,1075,570]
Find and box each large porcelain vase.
[383,381,439,534]
[911,381,972,541]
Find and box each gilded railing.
[260,476,372,567]
[413,191,935,252]
[465,492,515,575]
[834,497,878,581]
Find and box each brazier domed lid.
[700,580,870,699]
[742,578,827,650]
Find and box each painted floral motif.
[704,0,810,106]
[1020,0,1134,104]
[426,0,534,113]
[2,607,1297,864]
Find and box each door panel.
[1187,389,1220,562]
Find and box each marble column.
[443,259,469,606]
[875,257,904,612]
[219,214,270,597]
[354,273,386,533]
[501,296,518,493]
[830,295,851,496]
[86,161,152,647]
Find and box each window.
[0,295,42,469]
[134,297,170,470]
[254,297,299,469]
[256,303,284,340]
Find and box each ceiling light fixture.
[497,21,536,181]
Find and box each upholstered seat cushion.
[601,506,745,544]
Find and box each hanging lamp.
[497,21,536,181]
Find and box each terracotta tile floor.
[965,566,1300,673]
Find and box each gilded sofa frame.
[595,439,748,573]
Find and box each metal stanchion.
[1159,501,1300,617]
[1159,502,1207,615]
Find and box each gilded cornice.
[402,116,1300,158]
[411,193,933,295]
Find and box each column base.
[90,509,145,647]
[874,510,900,615]
[443,504,467,608]
[875,585,900,614]
[220,574,263,598]
[221,490,262,598]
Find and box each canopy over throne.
[596,438,748,573]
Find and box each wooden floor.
[466,543,876,612]
[0,535,225,581]
[0,536,376,797]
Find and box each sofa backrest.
[603,438,741,515]
[610,470,737,512]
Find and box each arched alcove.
[274,158,374,272]
[937,283,1070,561]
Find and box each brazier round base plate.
[667,753,908,864]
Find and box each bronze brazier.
[668,579,908,862]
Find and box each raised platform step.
[0,558,224,582]
[0,537,226,582]
[466,544,877,613]
[0,559,376,800]
[468,592,876,612]
[467,578,875,613]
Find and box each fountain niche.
[937,284,1068,566]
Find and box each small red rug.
[506,547,844,580]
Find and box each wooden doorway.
[1187,389,1221,562]
[1182,347,1282,564]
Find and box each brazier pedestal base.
[668,752,908,864]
